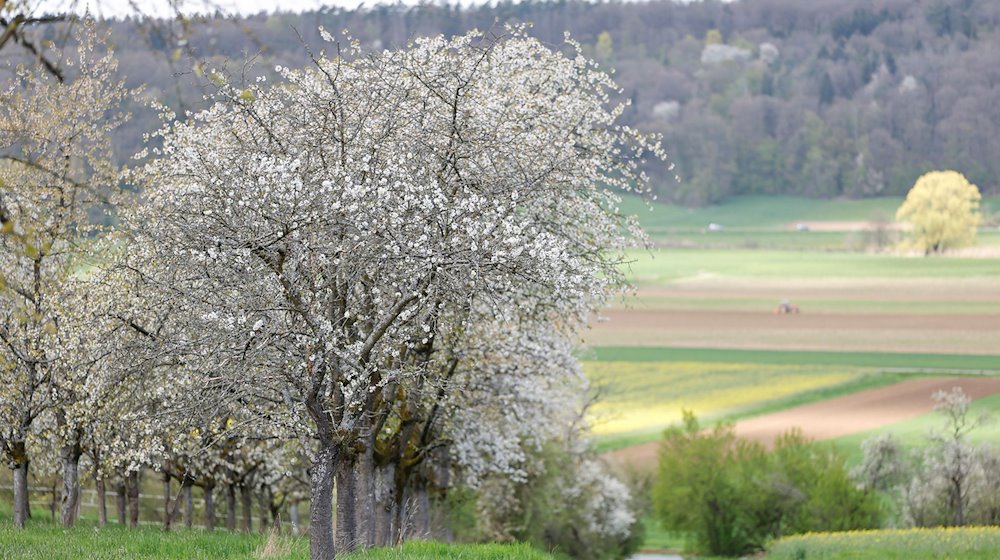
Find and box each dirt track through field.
[603,377,1000,467]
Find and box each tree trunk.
[116,479,127,525]
[240,483,253,533]
[127,471,140,528]
[309,443,337,560]
[290,501,300,536]
[357,434,376,548]
[374,463,396,547]
[415,479,430,539]
[11,440,28,529]
[226,484,237,531]
[183,483,194,529]
[336,458,359,552]
[60,442,83,528]
[96,477,108,528]
[258,490,269,533]
[24,459,31,520]
[204,485,216,531]
[271,504,282,532]
[162,472,173,530]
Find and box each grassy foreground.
[0,523,552,560]
[767,527,1000,559]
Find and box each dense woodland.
[10,0,1000,205]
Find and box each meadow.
[0,512,552,560]
[618,194,1000,251]
[766,527,1000,559]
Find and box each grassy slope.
[829,392,1000,465]
[767,527,1000,559]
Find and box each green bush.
[652,412,880,556]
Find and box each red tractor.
[775,300,800,314]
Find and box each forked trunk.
[60,442,83,528]
[309,443,336,560]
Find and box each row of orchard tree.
[0,22,660,560]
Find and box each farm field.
[766,527,1000,559]
[620,194,1000,250]
[603,376,1000,467]
[591,196,1000,478]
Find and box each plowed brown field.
[587,308,1000,354]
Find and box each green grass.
[0,523,300,560]
[620,194,1000,251]
[830,392,1000,466]
[587,347,1000,371]
[622,248,1000,284]
[0,520,551,560]
[638,515,686,552]
[345,541,554,559]
[766,527,1000,559]
[621,195,904,230]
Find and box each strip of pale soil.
[593,309,1000,331]
[604,377,1000,468]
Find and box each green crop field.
[619,195,904,230]
[621,248,1000,284]
[619,194,1000,251]
[766,527,1000,559]
[587,347,1000,371]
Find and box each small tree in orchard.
[896,170,981,254]
[126,26,662,559]
[0,28,135,529]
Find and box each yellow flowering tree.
[896,170,981,254]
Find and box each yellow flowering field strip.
[768,527,1000,559]
[584,360,881,450]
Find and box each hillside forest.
[8,0,1000,206]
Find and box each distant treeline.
[12,0,1000,204]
